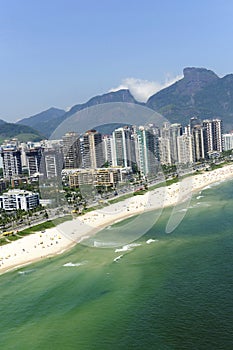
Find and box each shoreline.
[1,164,233,275]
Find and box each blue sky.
[1,0,233,121]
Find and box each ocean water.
[1,180,233,349]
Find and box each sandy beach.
[1,164,233,274]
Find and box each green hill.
[0,120,44,143]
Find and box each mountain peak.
[221,73,233,82]
[183,67,219,82]
[87,89,138,104]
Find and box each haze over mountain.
[17,107,66,139]
[16,67,233,137]
[17,90,141,138]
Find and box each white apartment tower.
[112,126,136,169]
[0,144,22,178]
[159,122,182,165]
[223,133,233,151]
[102,135,116,167]
[135,126,157,176]
[177,134,194,164]
[169,123,182,163]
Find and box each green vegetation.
[0,215,72,246]
[17,107,66,138]
[161,164,177,174]
[208,161,231,170]
[108,192,134,204]
[133,189,147,196]
[165,177,179,185]
[14,133,43,142]
[148,181,166,191]
[221,150,233,157]
[19,215,72,235]
[0,121,44,143]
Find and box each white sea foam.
[190,202,210,209]
[178,208,188,212]
[202,181,223,191]
[146,239,158,244]
[114,255,123,262]
[146,239,155,244]
[202,185,211,191]
[196,195,204,200]
[94,241,119,248]
[115,243,141,252]
[78,235,90,243]
[63,261,86,267]
[18,269,35,275]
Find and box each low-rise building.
[0,189,40,211]
[68,168,131,188]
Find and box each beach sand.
[1,164,233,274]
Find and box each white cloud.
[110,74,183,102]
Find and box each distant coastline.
[1,163,233,275]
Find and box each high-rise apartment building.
[42,147,63,179]
[159,122,182,165]
[223,133,233,151]
[169,123,183,163]
[212,119,223,152]
[135,126,158,176]
[192,125,206,161]
[102,135,116,167]
[177,134,194,164]
[203,119,223,154]
[0,144,22,178]
[25,143,43,176]
[190,117,202,132]
[62,132,81,169]
[202,120,214,153]
[113,126,136,169]
[82,130,104,168]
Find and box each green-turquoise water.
[1,180,233,349]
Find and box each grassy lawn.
[20,215,73,235]
[108,192,134,204]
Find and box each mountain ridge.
[17,107,66,138]
[16,67,233,136]
[147,67,233,130]
[17,90,142,138]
